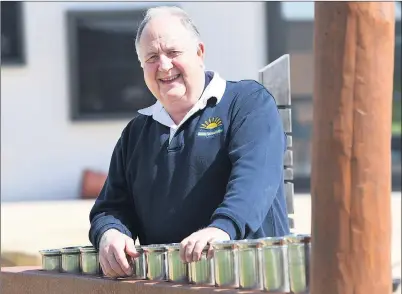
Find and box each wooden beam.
[311,2,395,294]
[0,266,295,294]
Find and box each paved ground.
[1,193,401,291]
[292,193,401,294]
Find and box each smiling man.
[88,6,290,278]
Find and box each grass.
[393,123,401,135]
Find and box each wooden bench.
[259,54,295,232]
[258,54,401,293]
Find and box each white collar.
[137,71,226,128]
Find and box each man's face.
[137,15,205,110]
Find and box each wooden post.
[311,2,395,294]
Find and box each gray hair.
[135,6,201,58]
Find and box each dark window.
[1,1,25,65]
[67,9,156,120]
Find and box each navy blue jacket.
[89,71,289,248]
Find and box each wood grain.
[311,2,395,294]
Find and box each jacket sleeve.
[208,86,286,239]
[88,125,137,250]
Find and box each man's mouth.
[159,74,180,84]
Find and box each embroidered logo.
[197,117,224,137]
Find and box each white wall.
[281,1,401,20]
[1,2,267,202]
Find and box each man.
[89,6,289,278]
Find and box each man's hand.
[179,227,230,263]
[98,229,139,278]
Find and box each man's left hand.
[179,227,230,263]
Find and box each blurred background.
[1,1,401,284]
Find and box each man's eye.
[169,51,181,57]
[146,56,157,62]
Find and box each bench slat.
[286,135,292,148]
[279,108,292,133]
[285,182,294,214]
[288,216,295,229]
[258,54,291,106]
[284,150,293,167]
[284,168,293,181]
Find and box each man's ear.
[197,42,205,59]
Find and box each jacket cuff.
[93,223,132,250]
[208,216,239,240]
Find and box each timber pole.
[311,2,395,294]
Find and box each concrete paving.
[1,193,400,292]
[292,193,401,294]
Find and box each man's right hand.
[98,229,139,278]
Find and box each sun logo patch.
[198,117,224,137]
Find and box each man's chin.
[161,90,186,101]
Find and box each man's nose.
[158,55,173,72]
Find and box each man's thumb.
[124,237,139,257]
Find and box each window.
[1,1,25,65]
[266,2,402,189]
[67,9,156,120]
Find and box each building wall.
[1,2,267,202]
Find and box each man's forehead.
[147,36,183,48]
[141,16,191,43]
[140,30,192,54]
